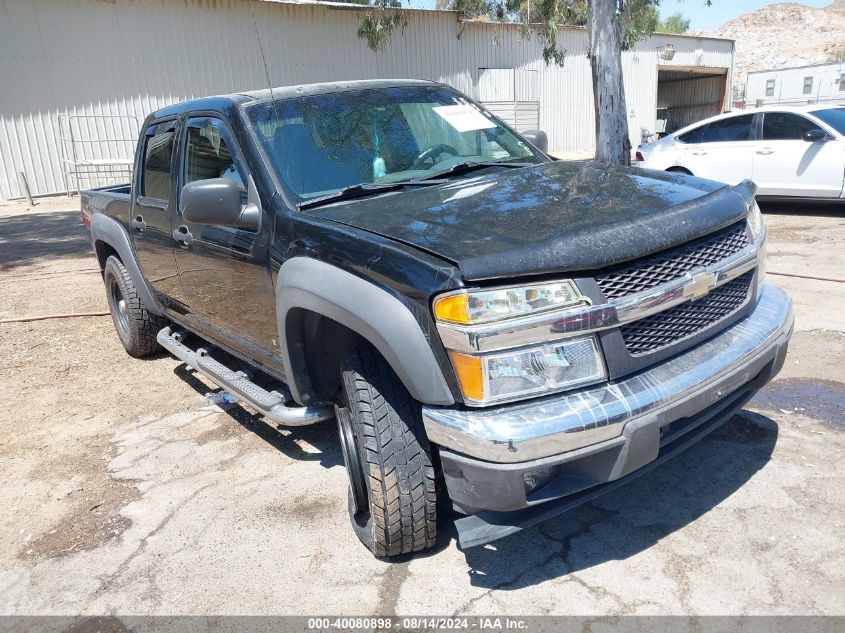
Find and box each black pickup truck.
[81,79,793,557]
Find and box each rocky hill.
[695,1,845,94]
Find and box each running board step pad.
[195,354,283,411]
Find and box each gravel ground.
[0,196,843,615]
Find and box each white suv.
[637,105,845,200]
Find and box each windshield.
[811,107,845,136]
[246,85,544,202]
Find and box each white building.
[0,0,735,200]
[746,62,845,108]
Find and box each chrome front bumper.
[423,283,794,464]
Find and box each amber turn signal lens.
[434,294,471,324]
[449,352,484,402]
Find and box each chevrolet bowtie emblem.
[683,271,718,300]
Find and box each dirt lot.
[0,196,843,615]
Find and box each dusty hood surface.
[304,161,755,281]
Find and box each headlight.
[747,201,767,287]
[757,240,767,287]
[748,201,764,240]
[449,336,606,405]
[433,281,587,325]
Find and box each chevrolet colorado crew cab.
[82,80,794,557]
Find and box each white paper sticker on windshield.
[432,105,497,133]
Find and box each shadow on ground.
[172,357,466,560]
[173,363,343,470]
[168,340,781,578]
[461,411,778,589]
[0,210,91,269]
[758,199,845,218]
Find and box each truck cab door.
[172,116,279,363]
[131,119,189,309]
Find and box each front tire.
[103,255,168,358]
[337,347,438,557]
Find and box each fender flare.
[89,213,164,316]
[276,257,455,407]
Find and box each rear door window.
[677,126,704,144]
[762,112,817,140]
[141,122,176,201]
[701,114,754,143]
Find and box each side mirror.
[180,178,259,229]
[522,129,549,154]
[801,129,828,143]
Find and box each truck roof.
[151,79,440,119]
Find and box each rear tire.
[103,255,168,358]
[337,346,438,557]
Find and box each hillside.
[695,1,845,93]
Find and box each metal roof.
[257,0,735,42]
[747,61,845,76]
[257,0,456,13]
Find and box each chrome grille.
[620,271,753,356]
[595,222,749,299]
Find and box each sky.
[407,0,834,31]
[656,0,831,31]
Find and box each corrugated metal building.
[746,62,845,108]
[0,0,734,200]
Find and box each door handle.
[691,151,707,156]
[130,215,146,233]
[172,225,193,247]
[756,149,774,155]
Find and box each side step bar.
[156,326,334,426]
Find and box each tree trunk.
[589,0,632,166]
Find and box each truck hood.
[304,161,755,281]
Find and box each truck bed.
[81,183,132,228]
[91,183,131,196]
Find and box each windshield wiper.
[417,160,535,181]
[297,161,534,210]
[297,179,447,210]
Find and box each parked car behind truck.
[637,105,845,200]
[81,79,794,557]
